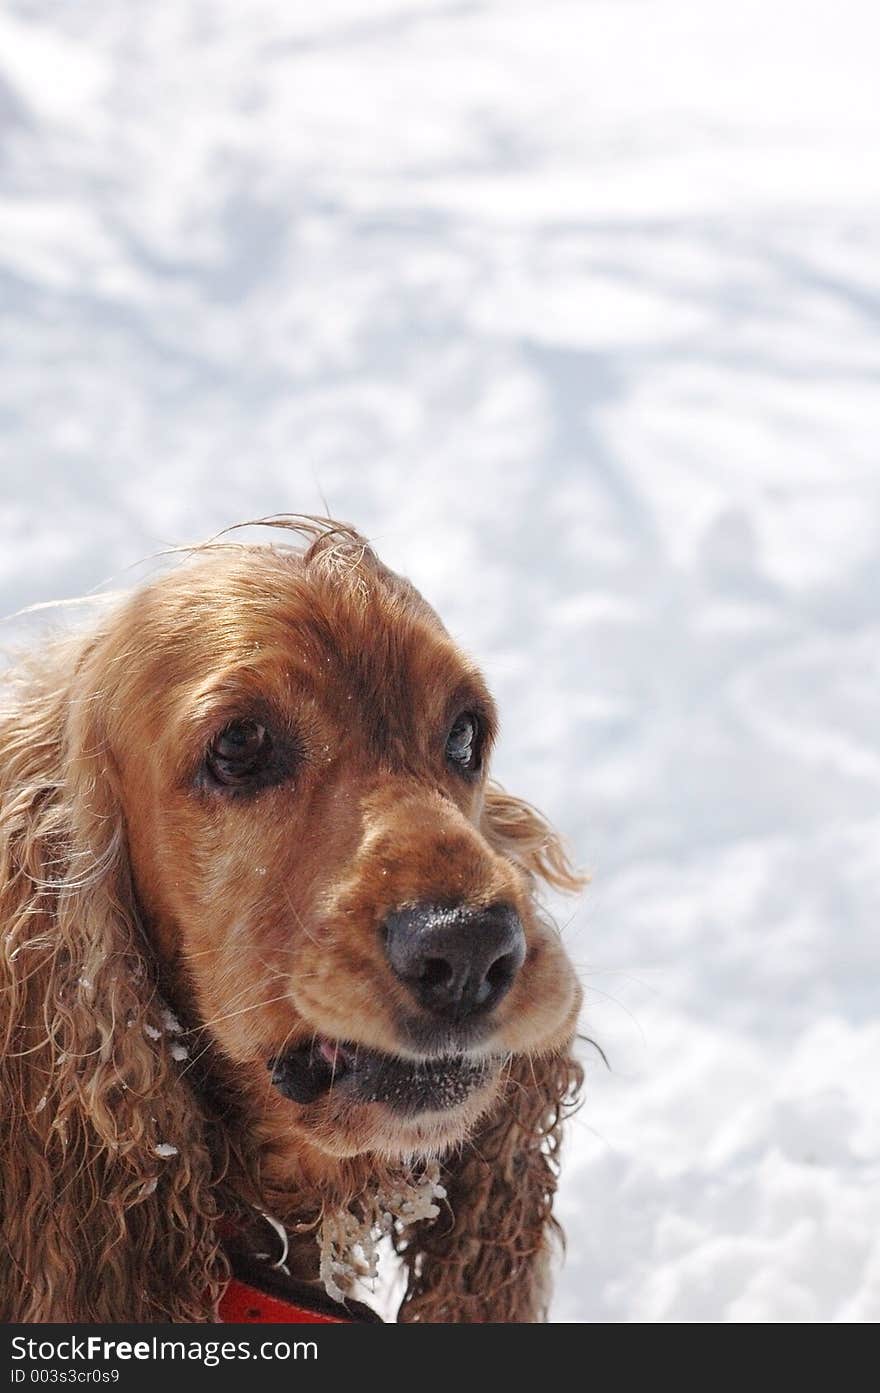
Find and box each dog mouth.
[267,1036,494,1116]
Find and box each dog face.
[103,540,580,1172]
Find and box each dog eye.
[445,713,480,773]
[206,719,271,787]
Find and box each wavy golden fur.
[0,517,583,1322]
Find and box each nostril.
[486,952,518,992]
[476,950,520,1009]
[419,957,453,990]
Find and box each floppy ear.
[479,780,588,895]
[394,781,584,1322]
[395,1049,583,1322]
[0,643,227,1321]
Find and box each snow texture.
[1,0,878,1323]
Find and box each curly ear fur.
[0,642,227,1321]
[394,783,585,1322]
[395,1050,583,1322]
[480,781,588,895]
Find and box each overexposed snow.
[1,0,878,1323]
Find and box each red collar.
[219,1274,350,1324]
[217,1212,382,1324]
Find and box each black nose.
[383,903,526,1022]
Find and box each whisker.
[578,983,646,1045]
[281,887,322,948]
[577,1034,611,1070]
[177,988,296,1079]
[195,992,292,1032]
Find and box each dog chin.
[312,1076,502,1161]
[262,1054,502,1162]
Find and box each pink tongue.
[317,1037,339,1067]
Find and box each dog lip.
[267,1036,494,1115]
[397,1010,494,1055]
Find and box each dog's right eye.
[205,719,272,789]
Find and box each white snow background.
[1,0,878,1322]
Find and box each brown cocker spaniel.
[0,517,583,1323]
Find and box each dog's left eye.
[445,713,480,772]
[206,719,272,788]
